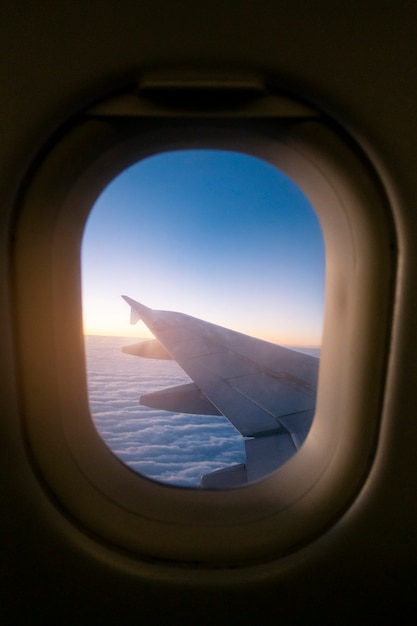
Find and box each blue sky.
[82,149,325,346]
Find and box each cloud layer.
[85,335,245,487]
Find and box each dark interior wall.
[1,2,417,623]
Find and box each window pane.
[82,150,324,487]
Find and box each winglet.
[121,295,141,324]
[121,295,152,325]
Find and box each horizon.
[83,332,321,352]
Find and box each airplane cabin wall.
[1,2,417,623]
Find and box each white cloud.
[85,335,245,487]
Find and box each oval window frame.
[12,91,395,564]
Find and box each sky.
[82,149,325,346]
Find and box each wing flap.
[244,433,298,482]
[278,408,315,448]
[200,424,310,488]
[201,464,248,489]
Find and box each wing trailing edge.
[201,409,315,488]
[140,382,222,416]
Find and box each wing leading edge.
[122,296,319,487]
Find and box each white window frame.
[12,87,395,564]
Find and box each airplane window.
[82,149,324,488]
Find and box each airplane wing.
[122,296,319,486]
